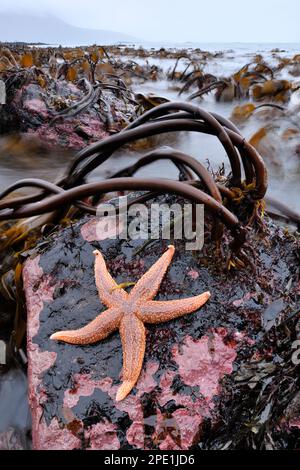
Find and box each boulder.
[23,201,300,450]
[0,73,134,149]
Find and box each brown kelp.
[176,55,298,104]
[0,101,268,258]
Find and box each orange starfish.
[50,245,210,401]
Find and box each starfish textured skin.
[50,245,210,401]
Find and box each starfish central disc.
[50,245,210,401]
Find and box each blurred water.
[0,368,31,449]
[117,45,300,212]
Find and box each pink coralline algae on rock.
[23,248,239,450]
[26,114,109,150]
[187,269,200,280]
[60,332,237,450]
[26,123,86,149]
[36,418,82,450]
[63,374,112,409]
[60,362,161,450]
[80,216,125,242]
[232,292,257,308]
[86,421,120,451]
[23,98,49,119]
[153,329,237,450]
[173,330,237,398]
[3,77,133,150]
[23,256,60,449]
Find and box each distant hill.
[0,13,139,45]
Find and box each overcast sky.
[0,0,299,43]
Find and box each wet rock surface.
[22,197,300,450]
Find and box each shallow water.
[128,96,300,213]
[0,368,31,449]
[105,47,300,211]
[0,146,68,192]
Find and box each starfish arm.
[138,291,211,324]
[116,314,146,401]
[129,245,175,303]
[93,250,128,307]
[50,307,122,345]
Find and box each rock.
[0,72,134,149]
[23,198,299,450]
